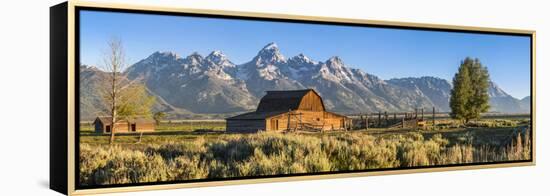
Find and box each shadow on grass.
[80,129,226,137]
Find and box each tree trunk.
[463,118,469,126]
[109,94,117,144]
[109,66,118,145]
[109,120,116,144]
[137,132,143,143]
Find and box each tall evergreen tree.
[449,57,490,123]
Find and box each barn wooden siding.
[132,121,155,132]
[226,89,350,133]
[94,120,129,134]
[265,111,351,131]
[226,119,266,133]
[93,117,155,134]
[296,90,325,111]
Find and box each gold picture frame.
[50,1,536,195]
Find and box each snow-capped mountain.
[125,50,257,114]
[235,43,436,113]
[293,56,436,112]
[236,42,305,97]
[387,77,530,113]
[487,81,529,113]
[387,77,452,111]
[79,42,530,119]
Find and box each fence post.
[421,108,424,120]
[365,114,369,131]
[432,107,436,129]
[402,117,405,128]
[384,111,388,126]
[287,109,291,132]
[415,108,418,119]
[360,115,363,130]
[378,112,381,127]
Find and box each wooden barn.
[93,117,155,134]
[226,89,351,133]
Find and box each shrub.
[80,131,531,186]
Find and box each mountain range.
[80,42,531,120]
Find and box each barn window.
[316,118,320,121]
[106,125,111,133]
[131,124,136,132]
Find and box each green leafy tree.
[101,38,154,144]
[116,85,155,120]
[153,112,167,125]
[449,57,490,124]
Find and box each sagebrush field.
[79,118,531,186]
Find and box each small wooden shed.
[93,117,155,134]
[226,89,350,133]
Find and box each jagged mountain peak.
[126,51,183,77]
[489,81,510,98]
[206,50,226,60]
[297,53,306,57]
[289,53,316,65]
[112,44,529,116]
[188,51,203,58]
[184,52,204,64]
[314,56,356,83]
[325,56,350,72]
[487,81,527,113]
[386,76,452,107]
[205,50,234,67]
[254,42,286,64]
[138,51,182,65]
[80,64,101,71]
[149,51,181,59]
[389,76,451,86]
[326,56,345,66]
[262,42,279,50]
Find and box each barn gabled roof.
[94,117,113,125]
[256,89,325,112]
[226,110,349,121]
[226,89,332,120]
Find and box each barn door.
[131,124,136,132]
[270,119,278,131]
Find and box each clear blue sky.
[80,10,531,99]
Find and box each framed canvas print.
[50,1,536,195]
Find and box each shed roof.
[226,111,288,120]
[94,116,155,125]
[256,89,323,112]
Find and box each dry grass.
[79,129,531,186]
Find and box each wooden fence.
[350,107,438,130]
